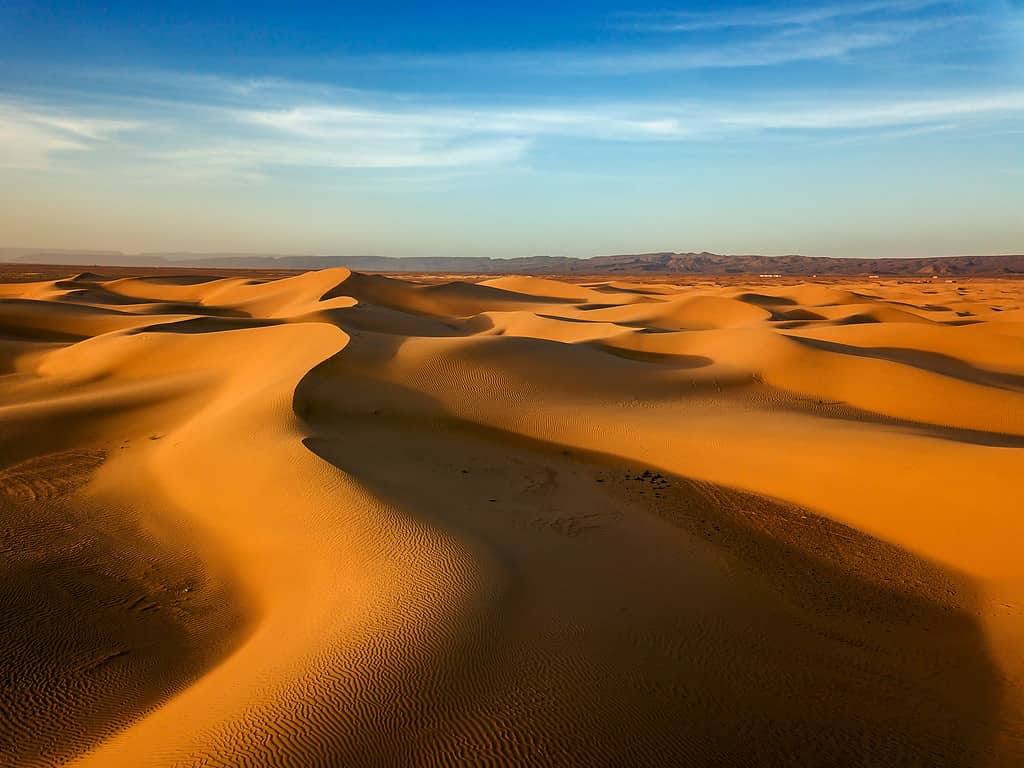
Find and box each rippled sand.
[1,270,1022,766]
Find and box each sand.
[0,269,1022,766]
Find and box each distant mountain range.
[2,248,1022,276]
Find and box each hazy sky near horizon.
[1,1,1022,259]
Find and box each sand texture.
[1,269,1022,767]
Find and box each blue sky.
[1,0,1022,258]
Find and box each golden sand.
[1,270,1022,766]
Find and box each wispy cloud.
[241,104,690,142]
[317,5,968,77]
[716,93,1024,129]
[2,73,1023,178]
[536,29,897,74]
[0,104,138,168]
[332,25,917,76]
[151,137,529,175]
[233,84,1024,144]
[28,0,976,90]
[617,0,952,32]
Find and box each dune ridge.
[1,270,1022,766]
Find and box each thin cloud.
[716,93,1024,129]
[324,10,966,77]
[2,79,1023,177]
[618,0,953,32]
[0,105,138,168]
[241,104,691,142]
[331,27,900,75]
[539,30,897,75]
[152,138,530,173]
[47,2,971,87]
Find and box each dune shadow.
[590,342,714,368]
[0,481,246,766]
[128,317,283,335]
[735,291,799,307]
[132,303,251,318]
[56,288,156,306]
[588,284,677,296]
[789,334,1024,392]
[750,384,1024,448]
[114,275,228,286]
[535,312,609,324]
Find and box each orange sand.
[1,270,1022,766]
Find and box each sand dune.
[1,270,1022,766]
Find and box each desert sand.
[1,268,1022,767]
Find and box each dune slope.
[0,271,1022,767]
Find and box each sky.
[0,0,1022,259]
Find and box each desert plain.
[1,266,1023,767]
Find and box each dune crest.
[1,271,1022,766]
